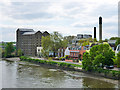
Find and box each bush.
[48,57,53,61]
[117,52,120,68]
[82,44,115,72]
[65,55,69,59]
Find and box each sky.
[0,0,119,42]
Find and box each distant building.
[58,48,66,57]
[108,40,116,51]
[16,28,49,56]
[72,34,92,45]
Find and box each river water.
[1,60,119,88]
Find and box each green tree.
[0,47,2,58]
[17,49,23,56]
[90,44,114,66]
[117,52,120,68]
[103,39,108,42]
[115,38,120,46]
[82,52,92,71]
[64,35,75,44]
[110,37,119,40]
[83,44,115,71]
[41,32,68,57]
[4,42,15,57]
[41,35,52,57]
[94,38,97,42]
[51,32,68,57]
[99,40,103,43]
[93,54,105,68]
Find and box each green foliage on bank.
[20,56,82,69]
[82,44,114,71]
[4,42,15,58]
[82,44,120,79]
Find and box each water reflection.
[1,60,118,88]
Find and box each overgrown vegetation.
[20,56,82,69]
[82,44,120,79]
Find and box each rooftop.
[17,28,34,32]
[22,31,36,35]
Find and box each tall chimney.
[99,16,102,40]
[94,27,96,39]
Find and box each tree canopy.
[82,44,115,71]
[41,32,68,57]
[115,38,120,46]
[4,42,15,57]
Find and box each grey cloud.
[1,2,55,20]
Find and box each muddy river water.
[1,60,119,88]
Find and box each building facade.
[16,28,49,56]
[72,34,92,45]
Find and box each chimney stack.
[94,27,96,39]
[99,16,102,41]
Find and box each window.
[84,47,86,50]
[78,47,81,50]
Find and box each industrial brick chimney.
[94,27,96,39]
[99,16,102,41]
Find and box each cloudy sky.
[0,0,119,42]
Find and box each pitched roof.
[17,28,34,32]
[22,31,36,35]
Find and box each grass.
[20,56,82,69]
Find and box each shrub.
[117,52,120,68]
[65,55,69,59]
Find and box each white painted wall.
[65,47,70,56]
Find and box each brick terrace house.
[69,46,87,60]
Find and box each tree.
[110,37,119,40]
[79,39,89,46]
[103,39,108,42]
[41,32,68,57]
[115,38,120,46]
[82,44,115,71]
[93,54,105,68]
[4,42,15,57]
[82,52,92,71]
[90,44,114,66]
[17,49,23,56]
[41,35,52,57]
[64,35,75,44]
[94,38,97,42]
[117,52,120,68]
[0,47,2,58]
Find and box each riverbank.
[20,56,120,80]
[2,57,20,61]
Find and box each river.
[1,59,119,88]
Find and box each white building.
[65,47,70,56]
[37,47,43,57]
